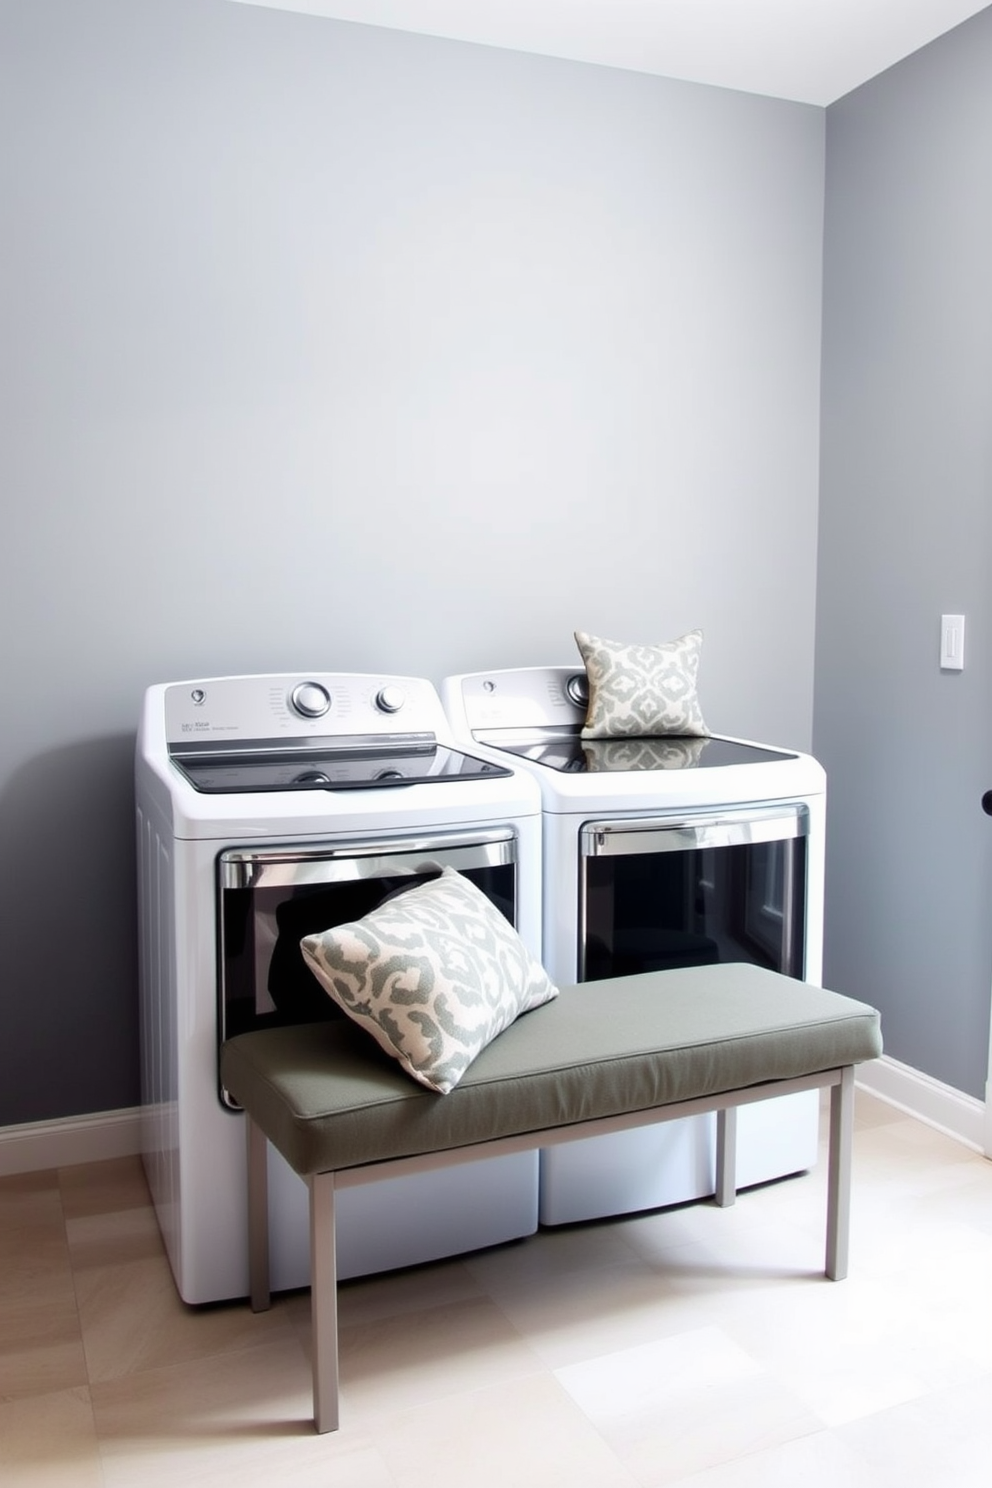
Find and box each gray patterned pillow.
[300,867,558,1094]
[575,629,710,739]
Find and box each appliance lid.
[169,733,512,794]
[474,728,797,774]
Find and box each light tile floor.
[3,1092,992,1486]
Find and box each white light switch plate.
[940,614,965,670]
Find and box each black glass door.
[579,808,807,983]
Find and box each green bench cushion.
[220,963,882,1178]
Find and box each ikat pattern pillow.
[575,629,710,739]
[300,867,558,1094]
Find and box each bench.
[220,961,882,1433]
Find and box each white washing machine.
[136,671,544,1304]
[441,665,826,1225]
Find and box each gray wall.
[816,6,992,1097]
[0,0,825,1124]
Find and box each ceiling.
[228,0,989,105]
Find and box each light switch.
[940,614,965,671]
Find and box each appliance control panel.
[164,673,442,744]
[451,667,589,733]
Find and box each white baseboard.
[857,1055,987,1155]
[0,1107,142,1178]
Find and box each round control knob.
[565,673,589,709]
[290,682,331,719]
[982,791,992,817]
[375,685,406,714]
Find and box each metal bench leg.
[825,1065,854,1281]
[309,1171,340,1433]
[715,1106,738,1207]
[247,1116,271,1313]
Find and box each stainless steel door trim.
[218,828,516,890]
[781,838,797,977]
[579,805,808,859]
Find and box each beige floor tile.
[863,1257,992,1383]
[0,1169,61,1217]
[466,1217,643,1289]
[334,1254,490,1329]
[859,1196,992,1283]
[58,1156,151,1222]
[660,1425,878,1487]
[330,1295,545,1424]
[910,1163,992,1237]
[0,1269,88,1403]
[555,1324,822,1486]
[91,1335,397,1487]
[679,1212,823,1282]
[615,1172,823,1266]
[64,1200,166,1272]
[0,1168,60,1203]
[470,1254,690,1370]
[838,1375,992,1488]
[710,1181,992,1417]
[60,1156,164,1275]
[74,1251,300,1384]
[376,1372,641,1488]
[852,1089,907,1131]
[621,1216,828,1329]
[0,1385,103,1488]
[849,1117,983,1202]
[719,1272,935,1425]
[0,1170,72,1285]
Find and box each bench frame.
[246,1062,855,1433]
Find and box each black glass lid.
[487,731,796,774]
[170,740,512,793]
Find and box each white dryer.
[441,665,826,1225]
[136,672,543,1304]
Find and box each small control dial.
[290,681,331,719]
[565,673,589,709]
[375,685,406,714]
